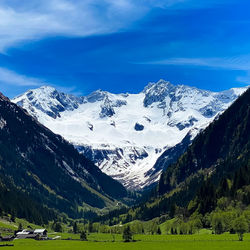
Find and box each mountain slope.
[0,92,127,220]
[12,80,247,189]
[144,129,197,189]
[158,87,250,196]
[101,87,250,224]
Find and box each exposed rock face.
[99,97,115,118]
[134,123,144,131]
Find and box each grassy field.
[2,233,250,250]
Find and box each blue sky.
[0,0,249,97]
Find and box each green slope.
[0,92,127,223]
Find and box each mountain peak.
[143,79,174,93]
[14,85,57,101]
[13,85,84,119]
[12,81,247,189]
[86,89,110,103]
[39,85,56,91]
[35,85,59,96]
[143,79,176,107]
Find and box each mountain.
[144,129,197,189]
[154,86,250,218]
[0,92,127,222]
[12,80,247,189]
[158,86,250,196]
[97,86,250,224]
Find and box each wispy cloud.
[139,55,250,85]
[0,67,86,97]
[142,55,250,71]
[0,0,231,51]
[0,67,43,86]
[236,73,250,85]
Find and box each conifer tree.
[73,222,78,234]
[80,231,87,241]
[123,226,133,242]
[157,227,161,235]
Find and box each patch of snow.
[12,81,249,189]
[0,117,6,129]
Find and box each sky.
[0,0,250,98]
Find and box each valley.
[0,86,249,249]
[6,234,250,250]
[1,1,249,249]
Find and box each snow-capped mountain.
[12,80,248,189]
[0,92,127,216]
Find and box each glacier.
[12,80,248,190]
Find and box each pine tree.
[123,226,133,242]
[73,222,78,234]
[80,231,87,241]
[157,227,161,235]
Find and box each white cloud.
[143,56,250,71]
[0,67,85,97]
[0,67,43,86]
[236,73,250,85]
[0,0,144,51]
[0,0,231,51]
[140,55,250,86]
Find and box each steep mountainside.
[158,87,250,196]
[100,87,250,224]
[12,81,247,189]
[0,92,127,220]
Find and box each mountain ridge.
[12,80,248,189]
[0,92,127,220]
[96,87,250,225]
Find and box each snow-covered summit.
[143,79,176,107]
[13,85,84,119]
[12,80,248,189]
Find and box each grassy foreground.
[4,233,250,250]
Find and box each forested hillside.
[97,88,250,225]
[0,92,127,224]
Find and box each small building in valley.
[16,229,47,240]
[34,229,47,236]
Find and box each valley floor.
[5,233,250,250]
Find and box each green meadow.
[3,233,250,250]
